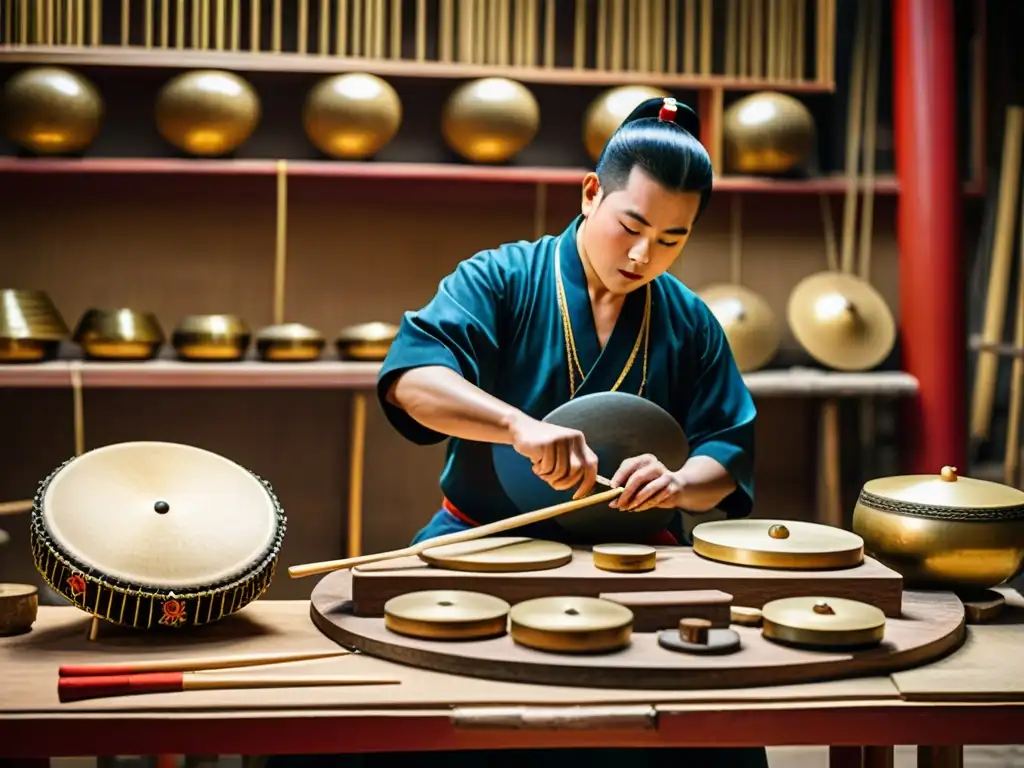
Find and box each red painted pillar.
[892,0,966,474]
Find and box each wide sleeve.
[683,308,757,519]
[375,248,509,446]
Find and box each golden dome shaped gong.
[582,84,671,163]
[2,66,103,154]
[155,70,261,156]
[442,77,540,164]
[303,73,402,159]
[722,91,816,175]
[698,283,780,372]
[786,271,896,371]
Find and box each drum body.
[30,441,286,630]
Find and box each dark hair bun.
[621,97,701,139]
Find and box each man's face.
[580,165,702,295]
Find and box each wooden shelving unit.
[0,358,920,397]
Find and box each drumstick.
[0,499,32,516]
[288,486,624,578]
[59,649,352,677]
[59,671,400,703]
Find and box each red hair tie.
[658,98,678,123]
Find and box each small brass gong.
[581,85,671,163]
[761,596,886,649]
[691,518,864,570]
[383,589,510,640]
[155,70,261,157]
[303,73,403,159]
[2,66,103,155]
[442,77,540,164]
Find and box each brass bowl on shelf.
[336,321,398,361]
[256,323,325,362]
[0,289,69,363]
[171,314,250,361]
[851,465,1024,591]
[72,308,165,360]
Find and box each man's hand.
[609,454,685,512]
[507,413,600,500]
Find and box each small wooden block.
[599,589,732,632]
[658,626,742,656]
[959,590,1006,624]
[730,606,763,626]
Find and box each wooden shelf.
[0,359,919,397]
[0,156,909,193]
[0,45,835,93]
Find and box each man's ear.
[581,172,602,217]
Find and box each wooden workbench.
[1,590,1021,766]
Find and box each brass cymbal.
[852,465,1024,590]
[73,308,164,361]
[336,321,398,361]
[698,284,780,372]
[0,289,69,363]
[172,314,250,361]
[256,323,325,362]
[592,543,657,573]
[383,589,510,640]
[418,537,573,573]
[761,596,885,649]
[508,596,633,653]
[691,518,864,570]
[786,271,896,371]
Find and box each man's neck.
[576,220,623,310]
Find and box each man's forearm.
[387,366,524,444]
[672,455,738,512]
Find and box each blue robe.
[377,215,757,545]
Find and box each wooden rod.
[1005,187,1024,486]
[0,500,33,516]
[274,159,288,324]
[667,0,677,73]
[252,0,261,50]
[611,0,623,70]
[297,0,308,53]
[857,0,881,282]
[336,0,346,55]
[59,650,353,676]
[544,0,555,67]
[699,0,711,74]
[970,107,1024,442]
[574,0,585,69]
[289,487,624,577]
[392,0,403,58]
[347,392,367,558]
[70,362,84,457]
[839,0,867,275]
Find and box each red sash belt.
[441,497,679,546]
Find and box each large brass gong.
[303,73,402,159]
[442,78,540,163]
[582,85,671,163]
[2,66,103,155]
[722,91,816,175]
[155,70,261,156]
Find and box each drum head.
[39,441,282,590]
[493,392,689,543]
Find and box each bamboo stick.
[297,0,308,53]
[766,0,777,79]
[611,0,623,70]
[320,0,330,54]
[274,159,288,325]
[71,363,84,458]
[392,0,402,58]
[699,0,710,74]
[526,0,536,66]
[201,0,209,49]
[574,0,585,69]
[144,0,152,46]
[252,0,261,50]
[638,0,648,71]
[272,0,281,52]
[795,0,805,80]
[857,0,881,282]
[121,0,128,45]
[1005,189,1024,486]
[336,0,346,55]
[231,0,239,50]
[161,0,169,47]
[347,392,367,558]
[724,0,736,76]
[737,0,747,76]
[667,0,677,73]
[838,0,866,275]
[216,0,226,49]
[90,0,99,45]
[177,0,184,47]
[970,107,1024,442]
[497,0,507,64]
[544,0,555,68]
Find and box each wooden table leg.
[917,746,964,768]
[829,746,863,767]
[817,398,843,528]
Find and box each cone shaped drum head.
[786,271,896,371]
[30,441,286,629]
[698,284,780,372]
[493,392,689,544]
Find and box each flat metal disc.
[691,519,864,569]
[492,392,689,544]
[418,537,573,573]
[698,283,780,373]
[761,596,886,649]
[509,596,634,653]
[786,271,896,371]
[383,589,511,640]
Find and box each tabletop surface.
[2,589,1022,718]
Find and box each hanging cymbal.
[761,596,886,649]
[691,519,864,570]
[418,537,573,573]
[383,590,510,640]
[786,271,896,371]
[698,284,781,373]
[509,596,633,653]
